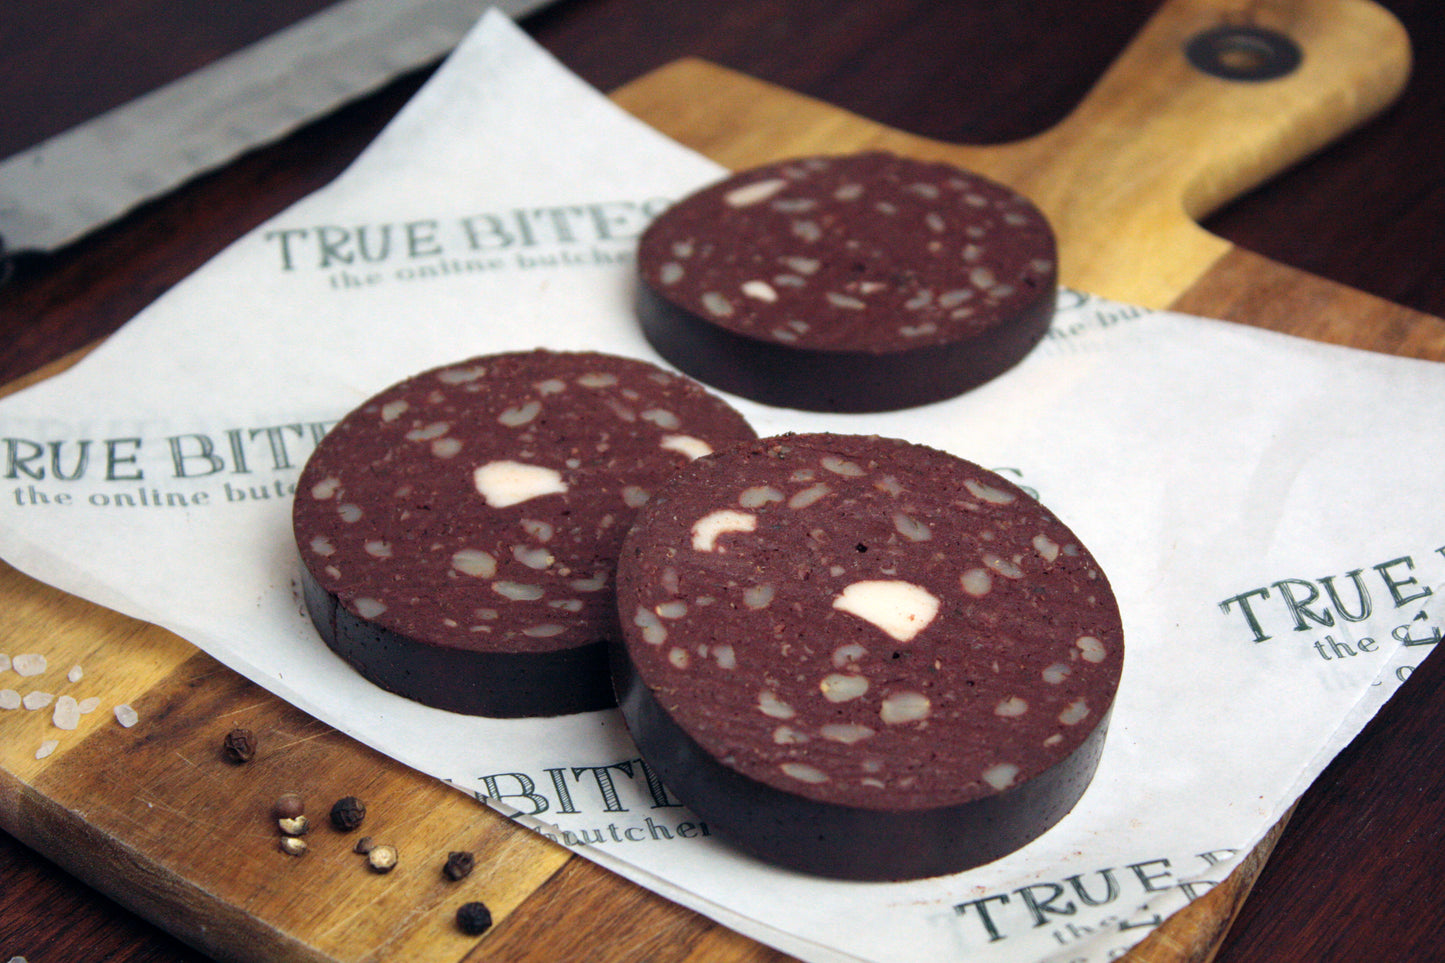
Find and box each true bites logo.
[261,198,672,290]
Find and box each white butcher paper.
[1,11,1442,963]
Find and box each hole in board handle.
[1185,25,1303,81]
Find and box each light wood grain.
[1,0,1434,960]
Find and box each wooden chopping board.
[2,0,1440,960]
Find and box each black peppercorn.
[329,795,367,831]
[442,850,475,881]
[455,901,493,936]
[222,727,256,763]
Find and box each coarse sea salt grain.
[0,689,20,710]
[114,704,139,728]
[12,653,46,677]
[78,696,101,714]
[35,740,59,760]
[53,695,81,731]
[0,653,11,672]
[22,691,54,711]
[67,664,83,683]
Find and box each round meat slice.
[635,151,1057,412]
[293,350,756,717]
[613,433,1122,879]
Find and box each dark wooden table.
[2,1,1442,960]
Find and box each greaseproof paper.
[1,12,1441,962]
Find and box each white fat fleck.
[354,597,387,618]
[641,408,681,430]
[379,400,409,421]
[742,280,778,302]
[712,644,737,670]
[431,437,462,458]
[577,372,619,388]
[13,653,47,677]
[701,291,734,317]
[337,503,363,523]
[660,434,713,460]
[521,519,555,542]
[363,540,391,559]
[820,456,865,477]
[892,512,931,542]
[1076,636,1108,663]
[725,177,789,207]
[52,695,81,731]
[960,568,993,597]
[1033,534,1061,562]
[668,647,691,669]
[899,323,939,338]
[970,266,998,289]
[513,546,555,570]
[787,483,832,509]
[473,461,567,508]
[0,690,20,710]
[35,739,59,760]
[437,364,488,384]
[622,485,651,508]
[833,183,863,201]
[570,573,608,592]
[780,762,829,785]
[23,691,53,710]
[452,549,498,578]
[832,580,940,643]
[924,211,947,233]
[498,400,542,427]
[773,725,808,745]
[964,477,1017,505]
[1042,663,1072,685]
[1059,698,1090,725]
[633,606,667,646]
[493,581,544,601]
[406,421,451,441]
[821,723,876,745]
[743,584,775,610]
[982,763,1020,791]
[826,292,867,310]
[938,288,973,308]
[672,240,695,258]
[739,485,784,508]
[548,599,584,613]
[659,262,684,285]
[819,673,869,703]
[535,378,567,395]
[982,553,1025,580]
[524,624,565,638]
[831,643,868,669]
[691,509,756,552]
[114,704,139,728]
[792,220,822,242]
[655,600,689,620]
[311,477,341,500]
[780,255,821,274]
[758,690,795,719]
[879,691,932,725]
[995,696,1029,718]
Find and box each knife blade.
[0,0,555,256]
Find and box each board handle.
[967,0,1413,306]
